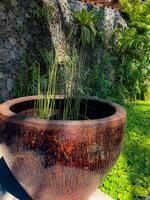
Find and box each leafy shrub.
[11,54,39,97]
[90,0,150,102]
[113,0,150,100]
[11,50,49,98]
[73,9,97,46]
[32,1,52,22]
[73,8,104,47]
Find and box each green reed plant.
[36,50,58,119]
[36,49,86,120]
[62,54,81,120]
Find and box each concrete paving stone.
[0,189,114,200]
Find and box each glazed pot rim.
[0,96,126,128]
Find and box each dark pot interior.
[10,98,116,120]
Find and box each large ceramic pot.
[0,96,126,200]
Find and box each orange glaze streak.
[47,138,71,162]
[15,152,37,161]
[55,163,62,177]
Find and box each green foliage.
[114,0,150,100]
[11,49,50,98]
[87,63,112,98]
[12,1,150,111]
[73,9,96,46]
[72,8,108,99]
[12,47,86,120]
[11,54,39,97]
[33,2,52,22]
[73,8,104,47]
[36,49,87,120]
[88,0,150,102]
[120,0,150,33]
[62,54,82,120]
[36,50,58,119]
[100,101,150,200]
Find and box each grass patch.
[100,101,150,200]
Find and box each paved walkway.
[90,190,114,200]
[0,188,114,200]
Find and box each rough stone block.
[0,49,11,64]
[9,37,17,46]
[11,0,18,7]
[0,11,6,20]
[7,78,14,92]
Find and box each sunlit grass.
[100,101,150,200]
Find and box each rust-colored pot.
[0,96,126,200]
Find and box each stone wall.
[0,0,125,102]
[48,0,125,63]
[0,0,51,101]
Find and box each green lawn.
[100,101,150,200]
